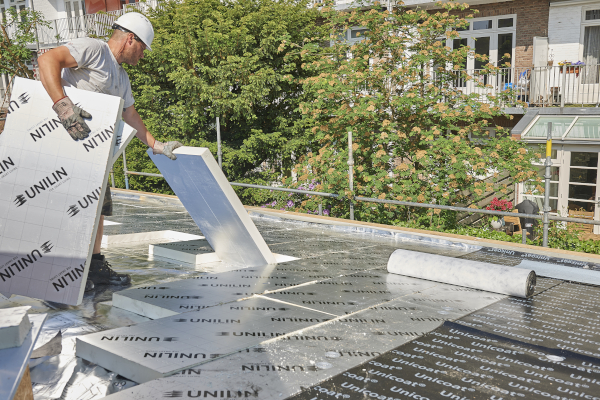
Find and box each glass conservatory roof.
[522,116,600,140]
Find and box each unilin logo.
[18,93,31,104]
[66,187,102,217]
[13,167,68,207]
[83,126,114,153]
[40,241,53,253]
[6,92,30,114]
[14,194,26,207]
[0,241,53,282]
[30,119,62,142]
[52,264,85,292]
[67,205,79,217]
[0,157,16,179]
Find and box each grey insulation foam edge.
[387,248,536,298]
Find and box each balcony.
[452,65,600,108]
[2,1,160,49]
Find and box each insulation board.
[76,297,333,383]
[112,265,325,319]
[0,305,31,350]
[0,313,47,400]
[0,77,123,305]
[101,292,502,400]
[150,239,299,265]
[148,147,276,266]
[264,270,507,317]
[111,120,137,165]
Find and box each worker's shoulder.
[65,37,108,52]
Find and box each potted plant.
[558,61,584,77]
[490,215,504,230]
[486,197,513,230]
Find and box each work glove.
[153,140,183,160]
[52,96,92,141]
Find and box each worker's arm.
[123,105,182,160]
[38,46,78,103]
[38,46,92,140]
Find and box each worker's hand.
[52,96,92,141]
[153,140,183,160]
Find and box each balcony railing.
[454,65,600,107]
[1,0,160,48]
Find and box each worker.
[38,12,182,291]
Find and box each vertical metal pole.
[560,64,566,108]
[110,170,115,188]
[54,19,59,46]
[29,0,40,52]
[348,130,354,221]
[216,117,222,169]
[122,151,130,190]
[318,203,323,216]
[543,122,552,247]
[522,227,527,244]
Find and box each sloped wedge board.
[148,147,276,267]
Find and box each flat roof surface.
[1,192,600,399]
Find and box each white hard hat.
[113,12,154,51]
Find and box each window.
[473,20,492,30]
[350,29,368,39]
[522,116,576,138]
[17,5,24,22]
[447,15,516,71]
[498,33,513,67]
[582,26,600,84]
[586,9,600,20]
[452,38,468,87]
[0,7,5,22]
[66,2,73,31]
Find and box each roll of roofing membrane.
[387,249,536,298]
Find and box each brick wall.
[452,0,550,69]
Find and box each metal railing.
[116,144,600,248]
[454,65,600,107]
[1,1,161,48]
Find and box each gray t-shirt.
[61,38,135,109]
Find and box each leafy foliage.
[116,0,322,199]
[1,8,49,104]
[283,0,540,228]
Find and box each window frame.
[446,14,517,68]
[580,5,600,63]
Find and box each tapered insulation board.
[148,147,276,267]
[112,265,322,319]
[0,77,123,305]
[388,249,536,297]
[76,297,332,383]
[111,120,136,164]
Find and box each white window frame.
[446,14,517,68]
[580,5,600,63]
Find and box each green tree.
[284,0,540,227]
[1,8,48,89]
[116,0,322,201]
